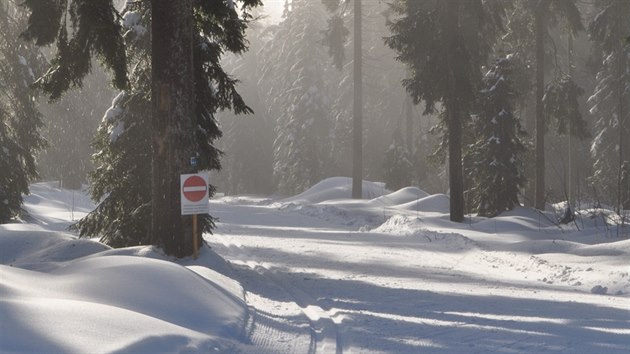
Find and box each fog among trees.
[1,0,628,255]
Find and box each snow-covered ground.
[2,179,629,353]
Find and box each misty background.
[31,0,625,211]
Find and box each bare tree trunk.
[445,0,464,222]
[150,0,196,257]
[405,95,413,156]
[568,30,575,207]
[352,0,363,199]
[618,61,626,213]
[535,2,546,210]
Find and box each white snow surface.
[1,179,629,353]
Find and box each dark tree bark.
[534,1,547,210]
[568,30,576,207]
[150,0,198,257]
[405,95,413,156]
[618,21,629,212]
[352,0,363,199]
[445,0,464,222]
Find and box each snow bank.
[374,215,477,250]
[0,226,251,353]
[21,182,95,231]
[396,193,450,213]
[0,224,109,271]
[280,177,389,204]
[368,186,429,207]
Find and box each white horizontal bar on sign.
[183,186,207,192]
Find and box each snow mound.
[0,224,109,271]
[504,239,583,254]
[0,225,251,353]
[280,177,389,204]
[21,182,95,231]
[474,207,558,233]
[569,239,630,257]
[396,194,450,213]
[288,203,385,228]
[368,187,429,207]
[374,215,476,250]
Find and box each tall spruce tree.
[22,0,260,257]
[531,0,583,209]
[0,1,46,223]
[72,3,153,247]
[385,0,504,222]
[260,0,332,195]
[383,127,413,191]
[469,55,527,217]
[217,18,275,196]
[500,0,584,208]
[323,1,408,187]
[587,0,630,210]
[321,0,363,198]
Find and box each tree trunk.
[352,0,363,199]
[568,30,575,207]
[534,2,546,210]
[444,0,464,222]
[150,0,196,257]
[618,23,628,212]
[405,95,413,156]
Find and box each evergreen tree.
[0,1,46,223]
[500,0,584,208]
[383,127,413,191]
[23,0,260,257]
[587,0,630,210]
[543,75,590,140]
[321,0,364,198]
[324,1,407,186]
[72,3,153,247]
[386,0,505,222]
[532,0,583,209]
[217,20,275,196]
[260,0,332,195]
[469,55,527,217]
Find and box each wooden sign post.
[180,173,209,259]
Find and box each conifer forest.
[1,1,629,353]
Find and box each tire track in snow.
[212,233,342,354]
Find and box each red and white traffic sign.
[183,175,207,202]
[180,173,209,215]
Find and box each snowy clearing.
[1,179,629,353]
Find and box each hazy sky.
[262,0,284,23]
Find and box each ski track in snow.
[208,196,630,354]
[6,181,630,353]
[213,230,341,354]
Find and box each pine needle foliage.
[469,55,527,217]
[71,1,257,248]
[0,2,47,223]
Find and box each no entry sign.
[180,173,209,215]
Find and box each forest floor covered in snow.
[1,178,629,353]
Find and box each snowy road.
[207,195,630,354]
[7,181,628,353]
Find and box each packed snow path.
[208,195,630,353]
[5,181,628,353]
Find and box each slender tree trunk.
[444,0,464,222]
[150,0,196,257]
[352,0,363,199]
[568,30,575,207]
[405,95,413,156]
[534,2,546,210]
[618,44,626,213]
